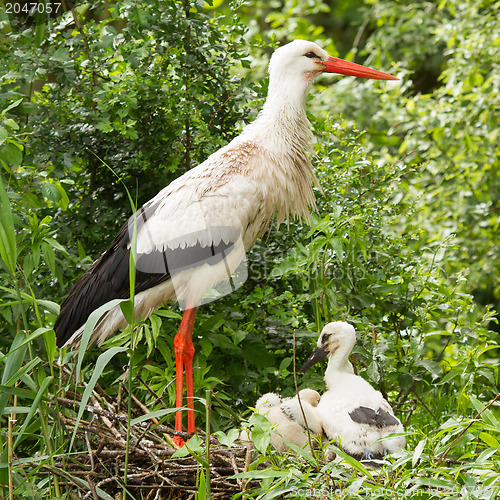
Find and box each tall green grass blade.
[0,386,36,400]
[75,299,125,379]
[70,346,127,449]
[0,331,29,416]
[3,357,41,388]
[130,408,180,426]
[196,468,206,500]
[13,376,53,451]
[205,389,211,500]
[0,327,48,364]
[0,174,16,276]
[0,286,60,315]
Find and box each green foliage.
[0,0,499,498]
[329,0,500,313]
[2,0,254,256]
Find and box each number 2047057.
[5,2,62,14]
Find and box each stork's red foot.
[173,307,197,446]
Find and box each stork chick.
[250,389,323,452]
[300,322,405,461]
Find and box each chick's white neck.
[324,350,355,389]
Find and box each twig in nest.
[83,475,99,500]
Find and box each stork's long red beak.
[322,56,398,80]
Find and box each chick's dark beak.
[299,345,329,373]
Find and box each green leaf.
[3,357,42,389]
[233,469,289,480]
[469,395,500,429]
[416,359,441,378]
[398,373,414,390]
[172,434,205,461]
[154,310,182,320]
[214,428,240,447]
[1,143,23,166]
[0,127,7,145]
[0,327,48,365]
[51,47,71,63]
[249,425,271,454]
[1,99,23,115]
[120,299,135,325]
[41,182,62,203]
[0,385,36,400]
[478,432,500,448]
[55,182,69,210]
[197,467,206,500]
[284,440,316,462]
[34,11,46,46]
[412,439,426,467]
[332,447,376,480]
[3,119,19,131]
[41,241,56,275]
[0,331,29,417]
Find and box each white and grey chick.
[251,389,323,452]
[300,322,405,461]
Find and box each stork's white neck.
[264,73,312,115]
[232,69,319,226]
[245,72,314,149]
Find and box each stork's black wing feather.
[374,408,400,427]
[55,203,238,347]
[54,209,165,347]
[349,406,399,428]
[349,406,378,426]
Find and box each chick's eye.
[305,51,317,59]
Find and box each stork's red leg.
[173,306,197,446]
[183,308,197,434]
[174,339,185,446]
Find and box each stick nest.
[45,393,256,500]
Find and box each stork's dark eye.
[322,333,331,343]
[305,51,318,59]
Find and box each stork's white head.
[269,39,398,85]
[269,40,330,83]
[299,321,357,373]
[264,39,397,112]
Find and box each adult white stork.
[299,322,405,461]
[54,40,397,445]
